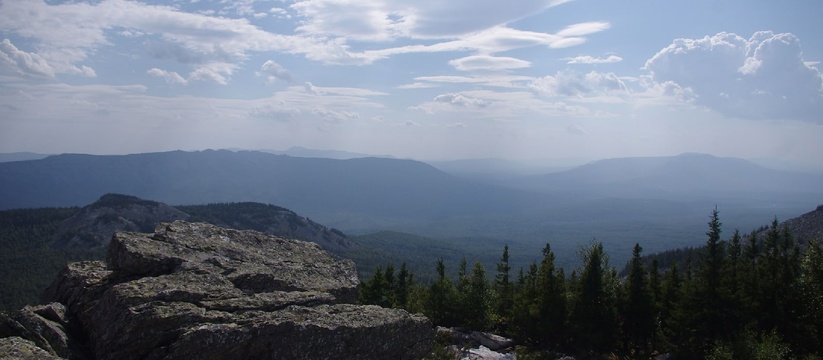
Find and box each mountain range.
[510,152,823,200]
[0,150,541,222]
[1,149,821,269]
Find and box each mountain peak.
[52,194,190,249]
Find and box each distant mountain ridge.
[512,152,823,200]
[0,152,50,163]
[0,150,543,224]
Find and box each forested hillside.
[359,208,823,359]
[0,207,105,311]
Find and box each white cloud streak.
[565,55,623,64]
[449,55,531,71]
[147,68,188,85]
[0,0,608,81]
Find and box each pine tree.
[465,260,490,330]
[426,259,457,326]
[395,262,412,309]
[570,241,618,354]
[510,262,539,344]
[360,266,388,306]
[758,218,781,332]
[775,224,803,348]
[696,207,726,341]
[649,259,662,350]
[720,229,749,335]
[658,263,683,353]
[535,243,566,349]
[742,229,760,319]
[455,257,471,324]
[623,243,654,353]
[679,207,728,353]
[798,239,823,354]
[384,263,396,307]
[494,245,513,331]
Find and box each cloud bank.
[645,31,823,122]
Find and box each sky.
[1,0,822,167]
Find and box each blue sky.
[1,0,822,167]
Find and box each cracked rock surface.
[17,221,433,360]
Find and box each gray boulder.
[33,221,432,360]
[436,327,514,351]
[0,337,63,360]
[0,303,87,360]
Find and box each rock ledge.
[3,221,432,360]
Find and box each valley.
[1,150,821,312]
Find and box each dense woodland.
[359,209,823,359]
[0,208,106,311]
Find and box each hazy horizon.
[1,0,822,167]
[4,147,823,174]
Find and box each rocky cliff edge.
[1,221,433,360]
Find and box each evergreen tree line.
[359,209,823,359]
[0,207,106,312]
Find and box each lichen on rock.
[2,221,433,360]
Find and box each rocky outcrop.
[0,337,63,360]
[436,327,515,360]
[3,221,432,359]
[0,303,88,359]
[436,327,514,352]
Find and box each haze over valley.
[3,0,823,358]
[2,149,821,270]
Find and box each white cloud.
[396,82,438,89]
[269,7,291,19]
[644,31,823,122]
[0,0,609,73]
[366,23,607,60]
[249,101,301,121]
[188,63,236,85]
[449,55,531,71]
[147,68,188,85]
[312,107,359,123]
[555,22,611,37]
[304,82,324,95]
[0,0,381,75]
[72,65,97,78]
[565,55,622,64]
[413,74,533,88]
[529,71,628,97]
[410,88,594,118]
[257,60,292,83]
[290,0,571,40]
[303,81,387,96]
[433,93,489,107]
[291,1,414,42]
[0,39,55,77]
